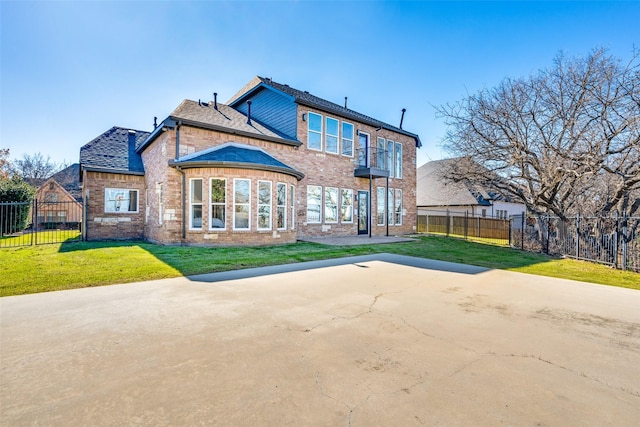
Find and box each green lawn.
[1,236,638,297]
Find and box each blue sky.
[1,1,638,169]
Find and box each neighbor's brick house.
[80,77,421,245]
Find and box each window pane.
[211,205,225,228]
[395,189,402,225]
[341,122,354,156]
[235,205,249,229]
[308,131,321,150]
[308,112,322,132]
[277,183,286,206]
[341,189,353,222]
[235,179,250,203]
[211,179,225,203]
[377,187,385,225]
[192,205,203,228]
[387,140,395,178]
[395,142,402,178]
[259,181,271,205]
[388,188,394,225]
[307,185,322,223]
[128,190,138,212]
[258,206,271,229]
[377,137,386,169]
[191,179,202,203]
[324,187,338,223]
[105,188,137,213]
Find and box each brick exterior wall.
[82,171,146,240]
[84,100,419,246]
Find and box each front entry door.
[357,191,369,235]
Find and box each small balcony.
[354,146,390,178]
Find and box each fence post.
[575,213,580,260]
[464,211,468,240]
[446,209,450,237]
[621,211,627,271]
[33,199,38,246]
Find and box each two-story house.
[80,77,421,245]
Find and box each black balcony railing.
[354,146,390,178]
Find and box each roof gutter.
[168,159,305,181]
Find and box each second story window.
[395,142,403,178]
[341,122,354,157]
[325,117,339,154]
[387,140,395,178]
[308,112,322,151]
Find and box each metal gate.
[0,199,83,248]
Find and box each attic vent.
[304,91,309,94]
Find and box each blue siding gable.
[234,86,297,140]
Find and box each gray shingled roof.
[80,127,150,175]
[230,76,422,147]
[170,143,304,180]
[49,163,82,201]
[137,100,300,153]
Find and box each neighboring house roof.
[169,143,304,181]
[138,100,300,153]
[228,76,422,148]
[417,158,522,208]
[80,127,150,176]
[49,163,82,201]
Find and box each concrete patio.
[1,254,639,426]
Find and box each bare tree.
[437,48,640,219]
[11,152,62,181]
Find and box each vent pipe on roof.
[344,97,348,109]
[213,93,218,110]
[153,116,157,129]
[246,100,252,125]
[400,108,406,129]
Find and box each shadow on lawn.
[55,236,558,280]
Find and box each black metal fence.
[0,200,82,248]
[511,213,640,272]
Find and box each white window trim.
[307,185,322,224]
[233,178,251,231]
[104,188,139,214]
[189,178,203,230]
[276,182,287,231]
[307,111,323,151]
[341,121,354,157]
[210,178,226,230]
[325,116,339,154]
[324,186,339,224]
[257,180,272,231]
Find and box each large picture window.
[308,112,322,151]
[234,179,250,230]
[324,187,338,223]
[210,178,226,229]
[395,189,403,225]
[325,117,339,154]
[341,189,353,223]
[105,188,138,213]
[258,180,272,230]
[395,142,403,178]
[190,179,203,229]
[307,185,322,223]
[376,187,385,226]
[341,122,354,157]
[277,183,287,230]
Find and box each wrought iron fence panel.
[0,200,82,248]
